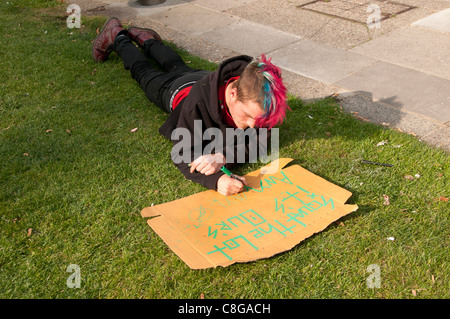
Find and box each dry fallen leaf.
[200,293,205,299]
[23,153,30,157]
[377,140,388,147]
[404,175,414,180]
[355,115,370,122]
[412,288,426,296]
[383,194,390,205]
[27,228,32,237]
[435,196,448,202]
[45,129,52,133]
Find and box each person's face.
[226,86,264,129]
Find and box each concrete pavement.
[76,0,450,151]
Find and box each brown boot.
[91,17,125,62]
[127,26,162,47]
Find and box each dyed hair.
[233,54,289,128]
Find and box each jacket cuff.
[204,172,225,190]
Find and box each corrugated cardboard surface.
[141,158,358,269]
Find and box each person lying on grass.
[91,17,289,196]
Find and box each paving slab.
[269,39,377,84]
[298,0,416,24]
[411,7,450,33]
[144,3,237,35]
[129,16,241,62]
[422,125,450,151]
[337,92,450,151]
[350,26,450,80]
[227,0,450,50]
[200,20,303,57]
[194,0,260,12]
[126,0,190,16]
[280,69,340,103]
[228,0,372,50]
[335,61,450,123]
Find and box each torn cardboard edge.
[141,158,358,269]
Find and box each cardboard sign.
[141,158,358,269]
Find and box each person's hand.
[217,174,247,196]
[189,153,225,175]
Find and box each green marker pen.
[221,166,244,184]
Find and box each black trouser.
[113,35,210,113]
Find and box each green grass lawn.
[0,0,448,299]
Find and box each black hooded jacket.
[159,55,270,190]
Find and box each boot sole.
[127,26,162,44]
[91,17,121,63]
